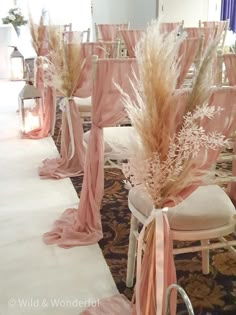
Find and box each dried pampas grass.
[44,25,85,97]
[28,10,47,55]
[122,19,223,207]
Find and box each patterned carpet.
[52,112,236,315]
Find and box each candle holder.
[18,80,43,135]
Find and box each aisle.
[0,81,117,315]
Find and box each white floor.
[0,81,118,315]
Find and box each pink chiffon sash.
[39,98,85,179]
[43,58,138,246]
[96,23,129,41]
[63,31,81,43]
[23,26,55,140]
[177,37,201,88]
[223,54,236,204]
[159,22,182,34]
[183,27,216,51]
[120,30,144,58]
[202,21,228,39]
[80,294,131,315]
[38,43,106,179]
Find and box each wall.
[157,0,221,27]
[93,0,156,29]
[158,0,208,26]
[127,0,156,28]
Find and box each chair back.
[95,23,129,41]
[74,42,119,97]
[223,53,236,85]
[160,21,183,34]
[75,57,138,244]
[177,37,202,87]
[119,29,144,57]
[200,20,229,52]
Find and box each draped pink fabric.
[39,42,119,179]
[202,21,228,38]
[223,54,236,205]
[39,98,86,179]
[43,58,138,246]
[80,294,131,315]
[23,26,55,140]
[159,22,182,34]
[169,87,236,204]
[96,23,129,41]
[38,43,102,179]
[63,31,82,43]
[120,30,144,58]
[223,54,236,85]
[177,37,201,88]
[183,27,216,51]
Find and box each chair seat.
[74,96,91,112]
[128,185,236,231]
[84,126,135,155]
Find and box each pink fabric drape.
[39,42,119,179]
[159,22,182,34]
[202,21,228,38]
[169,87,236,204]
[80,294,131,315]
[177,37,201,88]
[183,27,216,51]
[63,31,81,43]
[96,23,129,41]
[39,98,86,179]
[23,26,56,140]
[120,30,144,58]
[223,54,236,205]
[39,43,103,179]
[223,54,236,85]
[43,58,138,245]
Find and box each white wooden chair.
[126,86,236,288]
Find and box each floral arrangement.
[2,7,27,35]
[122,21,223,208]
[120,20,224,314]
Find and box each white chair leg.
[126,214,139,287]
[201,239,210,274]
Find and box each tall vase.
[14,26,20,36]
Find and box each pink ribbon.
[135,207,176,315]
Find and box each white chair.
[126,184,236,287]
[125,86,236,288]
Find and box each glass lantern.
[11,47,24,80]
[18,81,43,135]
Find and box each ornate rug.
[52,113,236,315]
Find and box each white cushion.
[74,96,91,112]
[84,126,135,154]
[128,185,236,231]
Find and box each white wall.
[93,0,129,24]
[207,0,221,21]
[93,0,156,29]
[127,0,156,29]
[158,0,208,26]
[157,0,221,27]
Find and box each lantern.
[11,47,24,80]
[18,81,43,135]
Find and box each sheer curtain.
[221,0,236,32]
